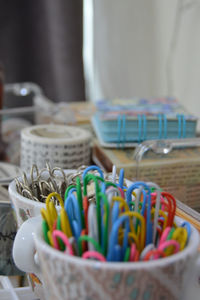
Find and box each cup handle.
[12,216,41,278]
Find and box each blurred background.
[0,0,200,125]
[84,0,200,131]
[0,0,85,103]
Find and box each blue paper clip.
[126,182,152,246]
[82,165,104,180]
[126,183,147,216]
[107,215,129,262]
[112,201,120,225]
[114,244,122,261]
[67,187,77,196]
[119,168,124,189]
[64,194,82,240]
[181,221,191,243]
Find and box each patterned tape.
[20,124,91,172]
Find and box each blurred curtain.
[0,0,85,102]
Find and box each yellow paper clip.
[172,227,188,251]
[41,192,63,231]
[60,208,72,238]
[120,211,145,252]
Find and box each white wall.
[84,0,200,129]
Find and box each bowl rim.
[34,215,200,270]
[8,169,77,208]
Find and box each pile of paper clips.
[15,163,95,204]
[40,165,191,262]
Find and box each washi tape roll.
[20,124,91,172]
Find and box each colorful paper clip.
[39,166,191,264]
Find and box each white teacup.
[8,170,76,227]
[8,169,75,298]
[8,169,131,228]
[13,215,200,300]
[9,178,47,227]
